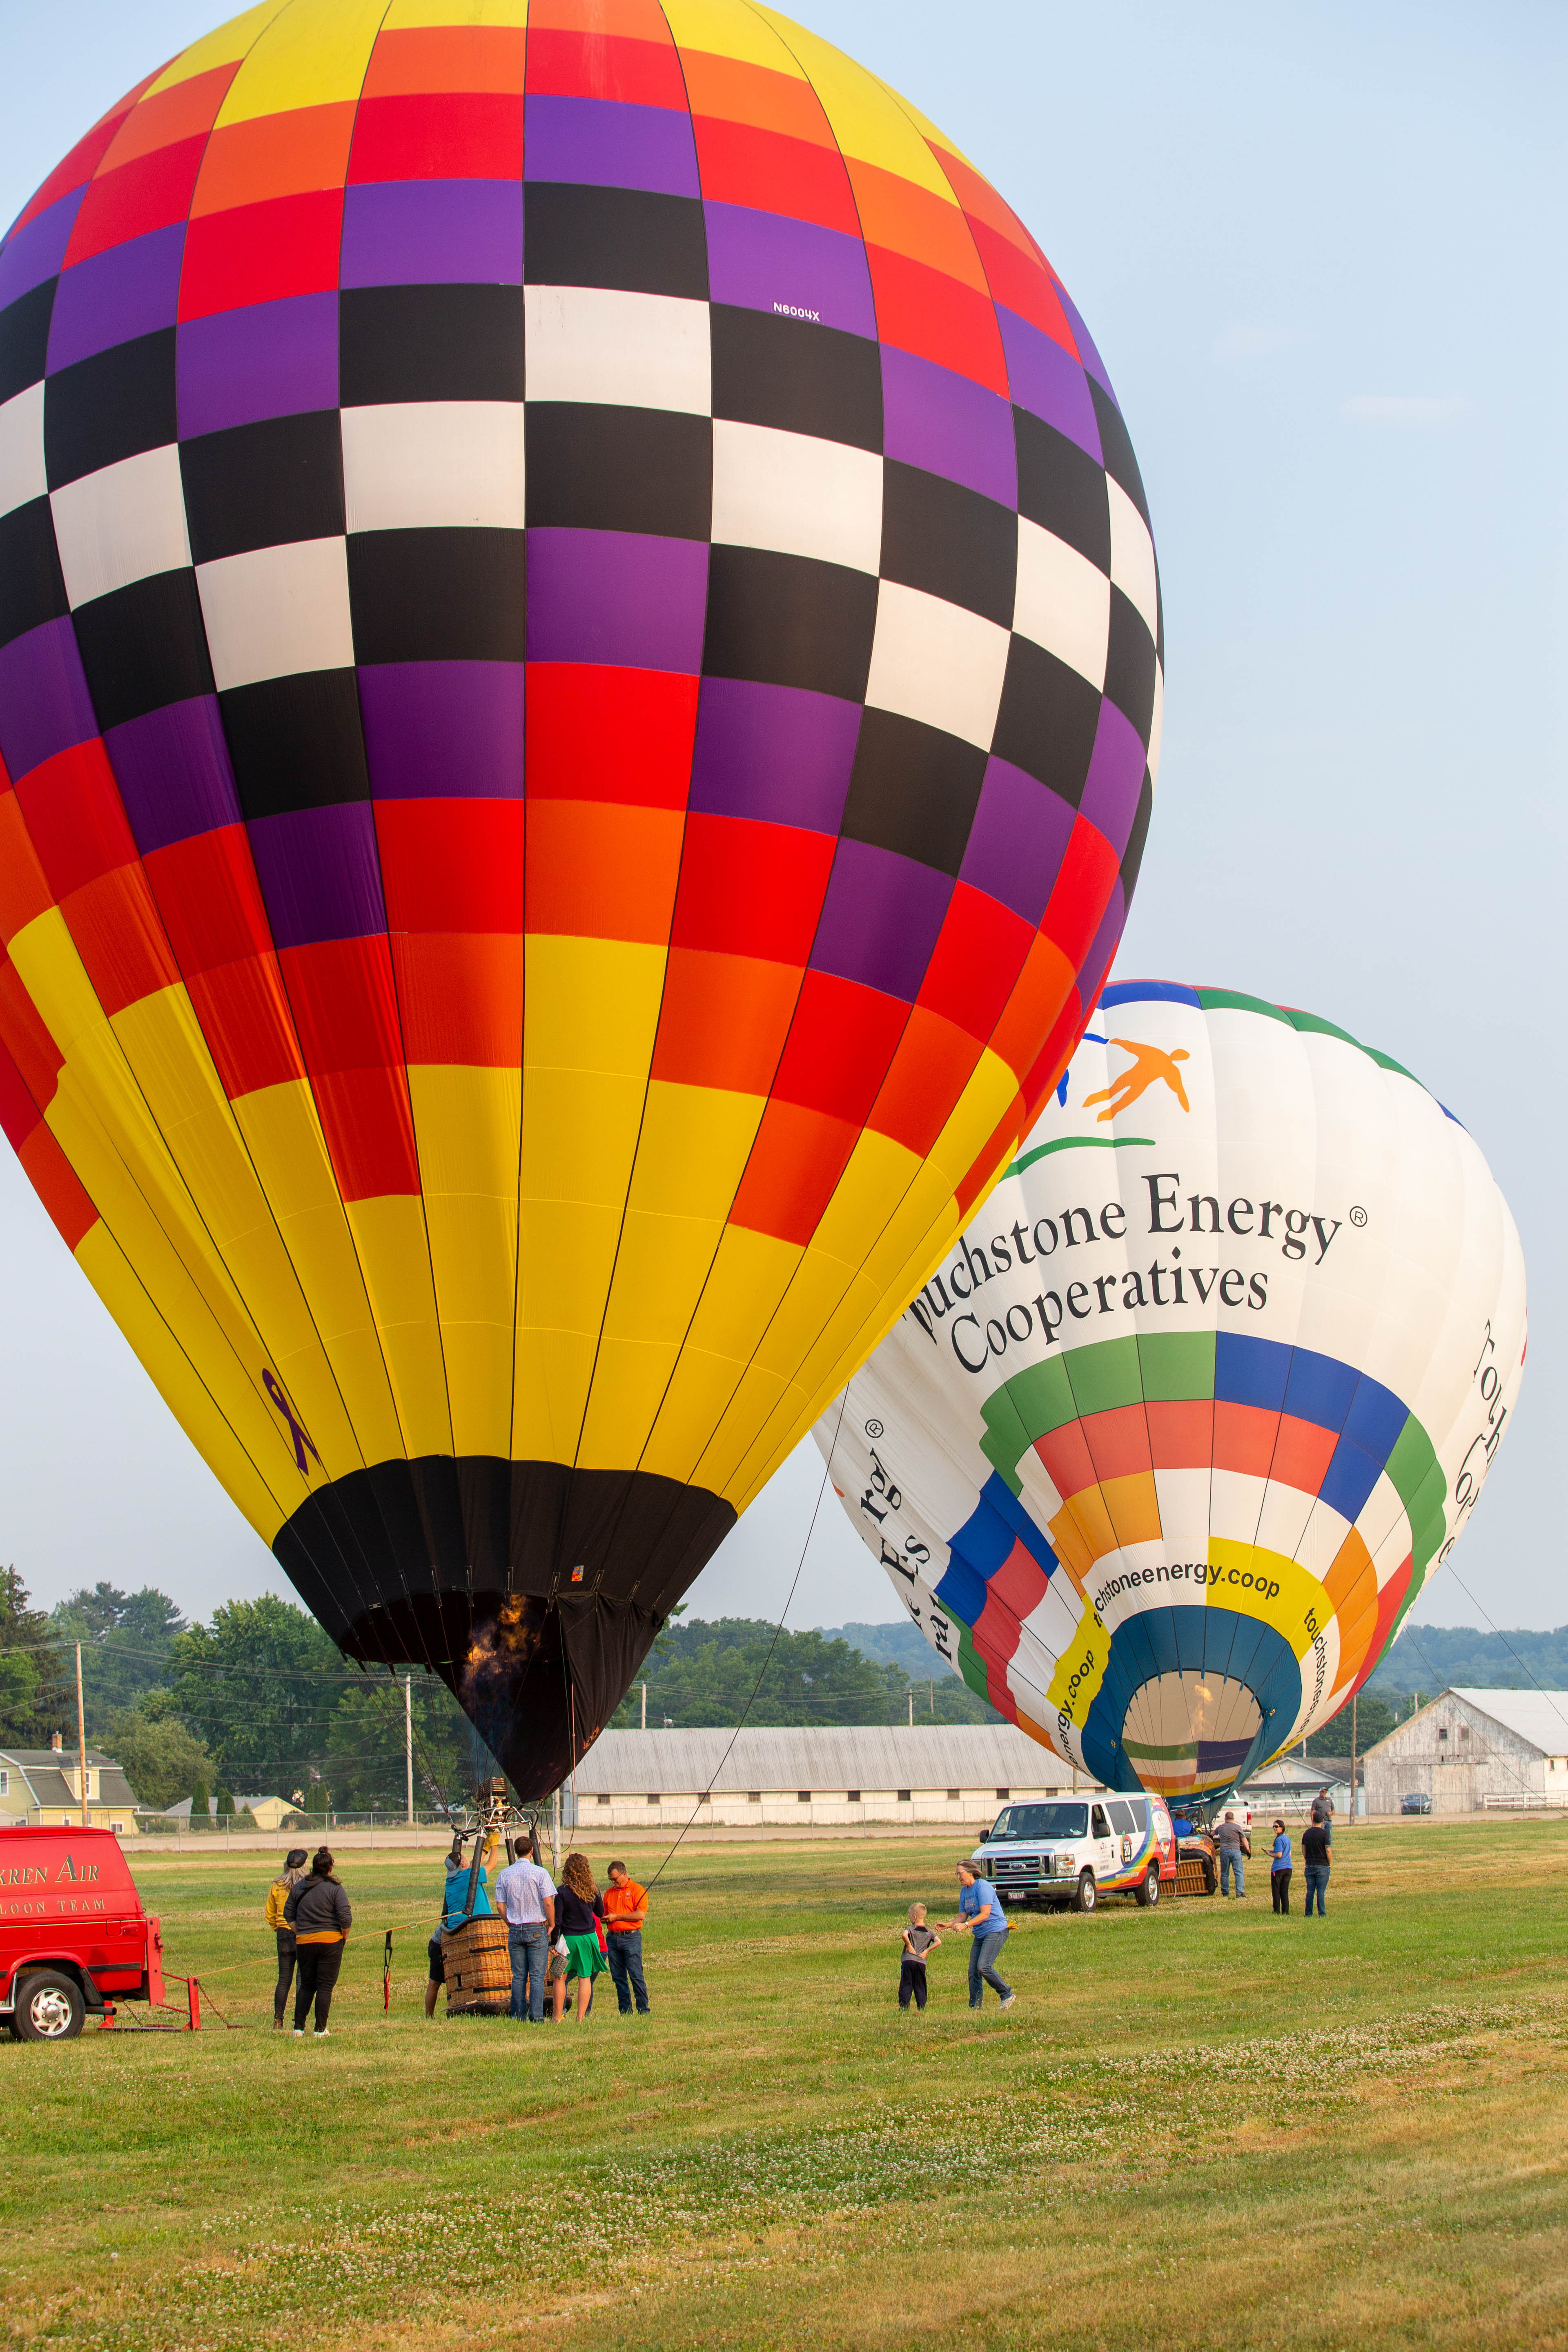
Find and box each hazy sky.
[0,2,1561,1637]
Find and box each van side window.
[1107,1800,1137,1836]
[1091,1804,1110,1837]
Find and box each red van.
[0,1827,163,2040]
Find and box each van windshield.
[989,1803,1089,1842]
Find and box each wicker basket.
[1174,1845,1217,1898]
[441,1917,512,2015]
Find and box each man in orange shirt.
[602,1860,651,2016]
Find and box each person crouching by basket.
[285,1847,352,2038]
[266,1846,309,2030]
[552,1852,606,2022]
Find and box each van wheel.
[14,1971,85,2042]
[1074,1871,1097,1914]
[1136,1864,1160,1909]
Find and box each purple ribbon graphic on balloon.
[263,1370,321,1475]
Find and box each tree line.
[0,1571,995,1816]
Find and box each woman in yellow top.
[265,1847,309,2031]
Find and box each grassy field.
[2,1820,1567,2352]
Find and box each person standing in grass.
[899,1903,940,2010]
[1215,1810,1250,1898]
[1302,1813,1332,1916]
[285,1846,352,2037]
[494,1838,557,2023]
[603,1860,651,2016]
[1270,1819,1292,1913]
[266,1846,309,2031]
[553,1851,607,2021]
[940,1861,1015,2012]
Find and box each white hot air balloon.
[817,982,1526,1800]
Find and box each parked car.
[972,1793,1176,1913]
[0,1826,164,2040]
[1401,1793,1432,1815]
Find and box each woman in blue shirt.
[1270,1819,1292,1914]
[940,1862,1016,2011]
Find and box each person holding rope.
[285,1846,352,2037]
[266,1846,308,2031]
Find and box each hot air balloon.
[0,0,1162,1797]
[817,983,1526,1802]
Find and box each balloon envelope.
[0,0,1161,1796]
[818,983,1526,1800]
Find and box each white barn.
[1363,1689,1568,1814]
[565,1725,1092,1833]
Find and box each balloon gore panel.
[0,0,1162,1795]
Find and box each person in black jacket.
[284,1847,352,2036]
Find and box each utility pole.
[928,1680,933,1717]
[75,1643,89,1829]
[640,1682,646,1732]
[1350,1693,1357,1825]
[405,1674,414,1826]
[907,1686,913,1728]
[550,1786,561,1875]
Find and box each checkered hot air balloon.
[817,986,1526,1804]
[0,0,1162,1798]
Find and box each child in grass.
[900,1902,941,2009]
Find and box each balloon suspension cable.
[641,1387,853,1893]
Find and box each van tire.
[13,1970,86,2042]
[1135,1864,1160,1909]
[1074,1871,1097,1914]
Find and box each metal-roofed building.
[0,1743,139,1835]
[566,1726,1092,1831]
[1363,1689,1568,1814]
[1238,1752,1358,1819]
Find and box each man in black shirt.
[1302,1816,1332,1915]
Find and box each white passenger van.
[971,1792,1177,1913]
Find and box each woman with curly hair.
[552,1851,606,2022]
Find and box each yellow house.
[0,1740,139,1836]
[235,1795,296,1833]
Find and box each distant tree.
[0,1565,71,1744]
[187,1773,210,1827]
[50,1584,186,1732]
[216,1786,234,1817]
[324,1671,488,1814]
[170,1597,345,1786]
[1367,1625,1568,1702]
[606,1618,1001,1730]
[1306,1693,1397,1755]
[100,1695,216,1811]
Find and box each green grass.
[3,1821,1568,2350]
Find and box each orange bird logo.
[1081,1039,1191,1121]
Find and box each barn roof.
[571,1725,1080,1793]
[1447,1689,1568,1755]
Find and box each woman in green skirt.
[552,1851,606,2022]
